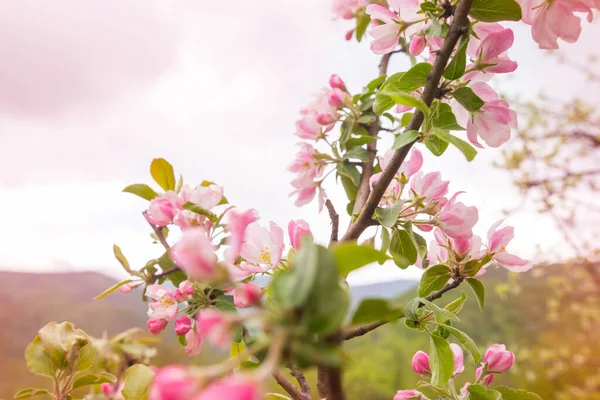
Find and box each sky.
[0,1,598,285]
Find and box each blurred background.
[0,1,598,399]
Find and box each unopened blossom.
[484,344,515,373]
[411,351,431,375]
[288,219,313,250]
[332,0,368,20]
[174,280,195,302]
[296,85,348,140]
[193,376,261,400]
[409,35,426,56]
[147,317,168,335]
[149,366,198,400]
[146,191,181,227]
[180,184,223,210]
[174,315,192,335]
[146,285,178,321]
[410,171,449,205]
[184,325,203,356]
[196,309,232,350]
[393,390,423,400]
[487,220,532,272]
[469,28,518,76]
[170,228,220,282]
[240,222,285,267]
[289,143,323,188]
[232,283,263,308]
[451,343,465,375]
[330,74,347,91]
[438,193,478,240]
[100,383,114,395]
[476,367,495,386]
[225,208,259,263]
[119,283,133,293]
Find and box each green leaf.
[367,75,387,91]
[429,101,465,131]
[432,128,477,161]
[382,89,430,118]
[340,176,358,203]
[122,184,158,201]
[374,199,404,229]
[424,135,449,156]
[418,264,451,297]
[495,386,543,400]
[357,113,377,124]
[443,325,482,363]
[95,279,135,300]
[374,64,432,115]
[332,243,389,276]
[467,384,502,400]
[13,388,52,399]
[150,158,176,191]
[429,334,454,386]
[419,298,459,323]
[391,130,420,150]
[444,292,468,315]
[443,32,469,80]
[452,87,484,112]
[346,135,376,149]
[344,147,370,162]
[72,372,117,389]
[113,245,133,274]
[121,364,155,400]
[37,322,89,371]
[390,229,418,269]
[75,343,96,373]
[463,254,492,277]
[182,201,217,220]
[466,278,485,311]
[24,336,55,376]
[404,298,423,322]
[351,298,404,325]
[157,252,186,287]
[470,0,522,22]
[337,161,361,186]
[355,9,370,41]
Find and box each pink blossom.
[438,193,478,240]
[196,309,232,350]
[174,315,192,335]
[380,148,423,180]
[180,184,223,210]
[174,280,195,302]
[193,376,261,400]
[409,35,426,56]
[476,367,495,386]
[149,366,198,400]
[410,171,449,204]
[370,172,401,207]
[393,390,423,400]
[173,210,212,232]
[332,0,368,20]
[366,5,401,55]
[484,344,515,373]
[467,23,505,57]
[240,222,285,267]
[146,285,178,321]
[330,74,347,91]
[411,351,431,375]
[147,317,168,335]
[232,283,263,308]
[100,383,114,395]
[119,283,133,293]
[487,220,532,273]
[450,343,465,375]
[289,143,323,188]
[296,87,346,140]
[146,191,181,227]
[288,219,313,250]
[225,208,260,263]
[184,326,203,356]
[471,28,518,75]
[227,261,270,281]
[170,229,220,282]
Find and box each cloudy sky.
[0,1,598,284]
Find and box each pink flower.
[410,171,449,204]
[119,283,133,293]
[468,28,518,78]
[173,210,212,232]
[438,193,478,240]
[180,184,223,210]
[476,367,495,386]
[366,5,401,55]
[174,280,195,302]
[409,35,426,56]
[100,383,114,395]
[149,366,198,400]
[184,326,203,356]
[330,74,347,91]
[240,222,285,267]
[225,208,260,263]
[227,261,270,281]
[487,220,532,273]
[288,219,313,250]
[147,317,169,335]
[467,23,505,57]
[193,376,261,400]
[380,148,423,180]
[370,172,401,207]
[450,343,465,376]
[484,344,515,373]
[393,390,423,400]
[146,285,178,321]
[170,229,220,282]
[289,143,323,188]
[411,351,431,375]
[174,315,192,335]
[296,87,346,140]
[196,309,232,350]
[232,283,263,308]
[146,191,181,227]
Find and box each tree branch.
[342,0,473,242]
[272,371,307,400]
[144,213,171,250]
[325,199,340,244]
[288,365,311,399]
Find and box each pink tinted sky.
[0,1,598,284]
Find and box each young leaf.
[470,0,522,22]
[357,113,377,124]
[494,386,543,400]
[429,101,465,131]
[390,229,418,269]
[445,292,468,315]
[122,184,158,201]
[113,245,133,275]
[404,298,423,321]
[418,264,451,297]
[182,202,218,222]
[13,388,52,399]
[331,242,389,276]
[367,75,387,91]
[442,325,482,363]
[346,135,377,149]
[467,384,502,400]
[429,334,455,386]
[94,279,135,300]
[431,128,477,161]
[391,130,420,150]
[466,278,485,310]
[38,322,88,371]
[24,336,55,377]
[355,9,370,41]
[121,364,155,400]
[344,147,370,162]
[337,161,361,186]
[149,158,176,191]
[383,90,430,118]
[419,298,459,323]
[374,199,404,228]
[351,298,404,325]
[424,135,449,156]
[452,87,485,112]
[72,372,117,389]
[443,33,469,80]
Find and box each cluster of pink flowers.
[145,280,194,336]
[332,0,370,20]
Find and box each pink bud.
[233,283,263,308]
[345,29,354,41]
[174,315,192,335]
[450,343,465,375]
[411,351,431,375]
[149,366,198,400]
[316,113,335,125]
[225,208,259,263]
[476,367,495,386]
[394,390,423,400]
[196,309,232,350]
[194,376,261,400]
[329,74,347,91]
[147,317,168,335]
[409,36,426,56]
[146,192,180,227]
[100,383,114,395]
[484,344,515,373]
[288,219,313,250]
[175,280,195,301]
[119,283,133,293]
[184,326,203,356]
[328,92,344,108]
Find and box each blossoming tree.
[17,0,600,399]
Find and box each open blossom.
[380,148,423,181]
[147,317,168,335]
[394,390,423,400]
[184,326,203,356]
[289,143,323,188]
[228,261,269,281]
[181,184,223,210]
[147,285,178,321]
[225,208,259,263]
[174,315,192,335]
[296,85,348,140]
[411,351,430,375]
[487,220,532,272]
[149,366,198,400]
[470,28,518,75]
[332,0,368,19]
[232,283,263,308]
[196,309,232,350]
[484,344,515,373]
[290,182,326,210]
[170,228,220,282]
[451,343,465,376]
[410,171,449,205]
[194,376,261,400]
[146,191,181,227]
[241,222,285,267]
[438,193,478,240]
[365,5,401,55]
[288,219,313,250]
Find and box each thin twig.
[325,199,340,244]
[144,212,171,250]
[288,365,311,399]
[272,371,306,400]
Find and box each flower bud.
[174,315,192,335]
[484,344,515,373]
[100,383,115,395]
[409,36,426,56]
[288,220,313,250]
[233,283,263,308]
[329,74,347,91]
[345,29,354,41]
[476,367,495,386]
[149,366,198,400]
[194,376,261,400]
[147,317,168,335]
[411,351,431,376]
[451,343,465,375]
[316,113,335,125]
[394,390,423,400]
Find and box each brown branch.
[342,0,473,242]
[144,212,171,250]
[325,199,340,244]
[272,371,306,400]
[288,365,311,399]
